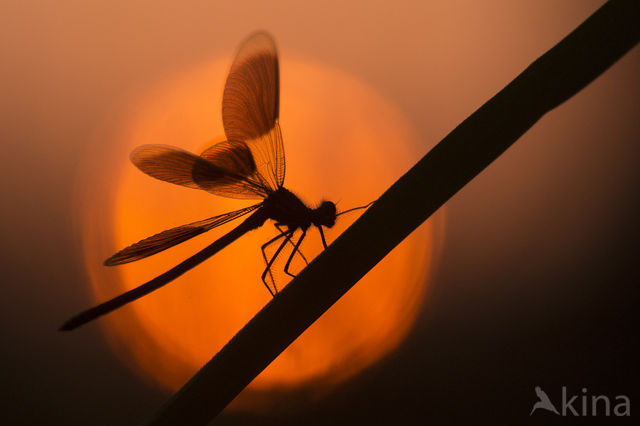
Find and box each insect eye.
[320,201,336,215]
[317,201,337,226]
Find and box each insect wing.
[222,31,285,191]
[131,144,268,199]
[104,204,260,265]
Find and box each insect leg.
[261,229,288,266]
[283,228,307,278]
[317,225,328,249]
[261,230,294,296]
[275,223,308,265]
[261,229,289,295]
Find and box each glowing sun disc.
[79,57,441,410]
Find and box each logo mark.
[530,386,560,415]
[530,386,631,417]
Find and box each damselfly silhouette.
[61,32,372,331]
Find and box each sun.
[78,56,442,410]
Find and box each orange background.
[1,1,638,425]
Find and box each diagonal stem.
[146,1,640,424]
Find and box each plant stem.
[146,1,639,424]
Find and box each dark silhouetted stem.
[147,1,639,424]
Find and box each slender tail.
[60,209,266,331]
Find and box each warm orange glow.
[81,58,442,409]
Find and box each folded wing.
[104,204,260,265]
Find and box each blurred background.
[1,0,638,424]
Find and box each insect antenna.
[336,200,375,217]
